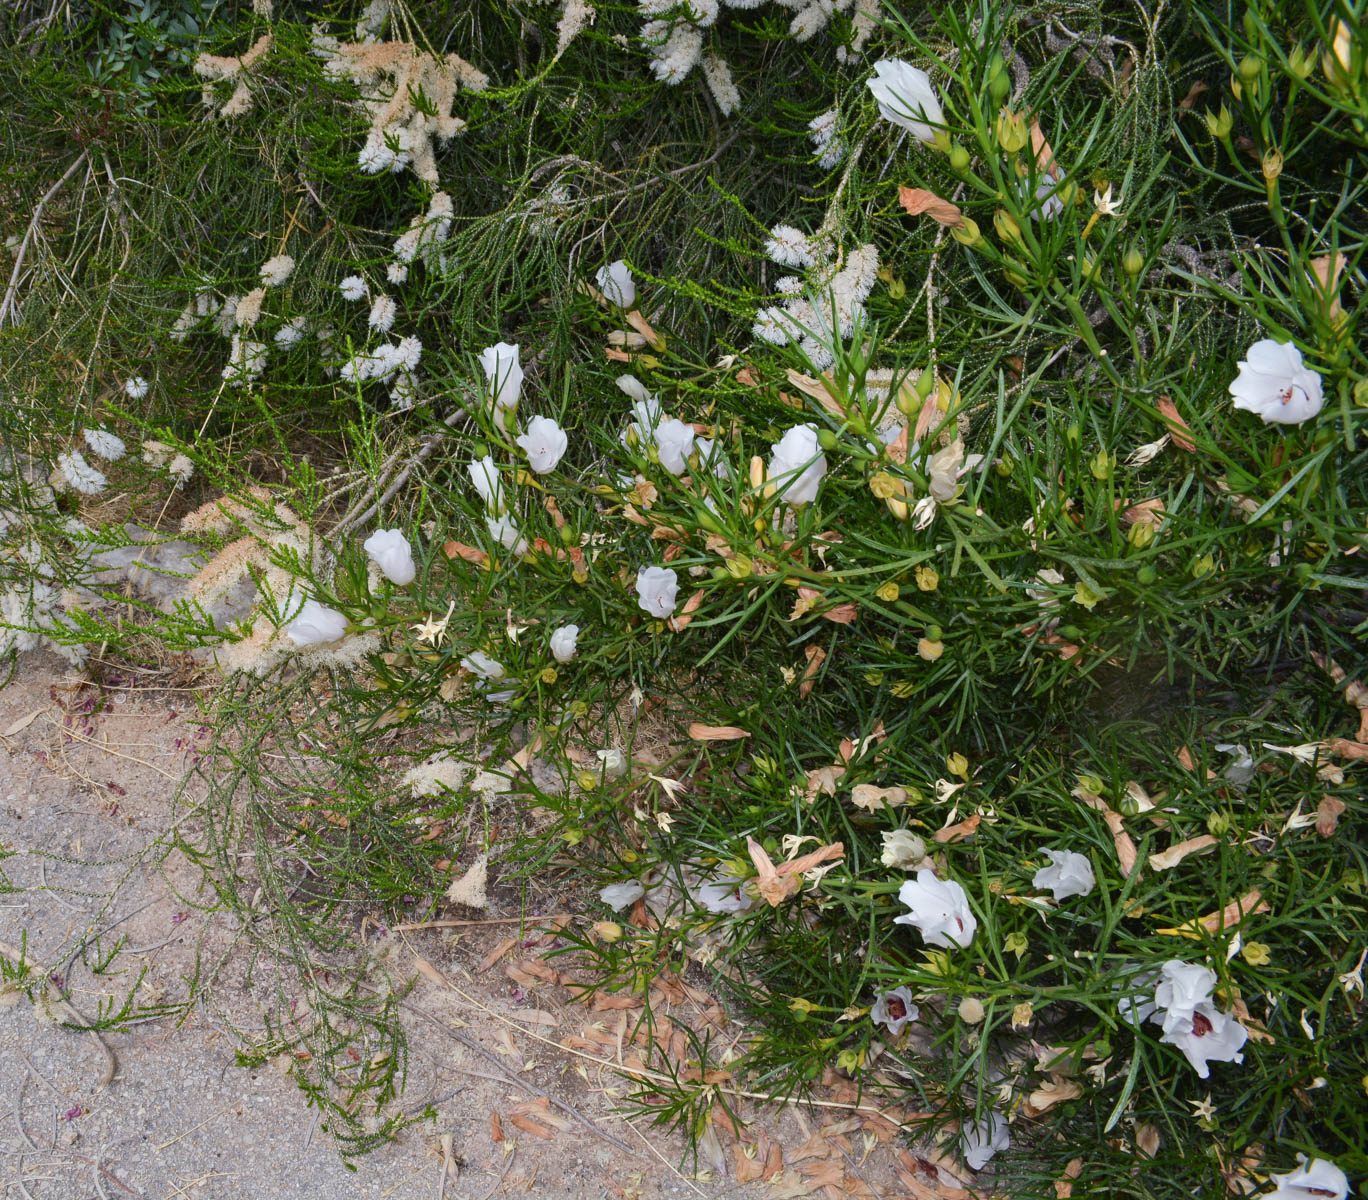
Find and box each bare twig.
[0,151,87,327]
[338,406,471,533]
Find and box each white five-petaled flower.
[285,599,348,646]
[870,986,920,1036]
[961,1111,1011,1171]
[599,880,644,911]
[1229,339,1324,425]
[894,869,977,949]
[363,528,416,585]
[461,650,505,680]
[479,341,524,412]
[467,455,505,512]
[516,416,568,474]
[124,376,149,400]
[1266,1157,1351,1200]
[549,623,579,663]
[1123,960,1249,1079]
[867,59,945,145]
[1154,960,1218,1033]
[635,565,679,618]
[1032,848,1096,900]
[768,424,827,506]
[596,259,636,308]
[1161,1002,1248,1078]
[654,417,695,475]
[1093,184,1123,217]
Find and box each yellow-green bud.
[988,54,1009,105]
[1237,54,1263,82]
[817,427,840,452]
[1128,521,1156,549]
[996,108,1028,153]
[1261,148,1283,183]
[1123,246,1146,277]
[888,275,906,300]
[993,208,1023,244]
[1090,449,1114,480]
[952,216,982,248]
[949,143,971,172]
[1204,104,1234,139]
[1288,43,1312,79]
[1137,564,1157,585]
[915,368,936,401]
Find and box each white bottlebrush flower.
[124,376,150,400]
[1160,1002,1248,1078]
[235,287,266,327]
[599,880,645,912]
[867,59,944,145]
[273,317,309,349]
[700,52,739,115]
[368,293,397,333]
[340,275,368,301]
[83,428,127,462]
[285,599,348,646]
[654,417,695,475]
[870,986,919,1036]
[768,424,827,505]
[516,416,568,474]
[486,513,527,555]
[880,828,929,870]
[479,341,523,411]
[1266,1158,1351,1200]
[1032,848,1095,900]
[363,528,416,585]
[961,1111,1010,1171]
[894,869,977,949]
[764,224,815,269]
[596,260,636,308]
[394,335,423,373]
[461,650,506,680]
[649,22,704,84]
[168,454,194,489]
[549,623,579,663]
[1229,339,1324,425]
[635,565,679,618]
[259,254,295,287]
[752,305,793,345]
[467,455,505,512]
[387,262,409,285]
[57,450,108,496]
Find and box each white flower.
[961,1111,1010,1171]
[274,317,309,349]
[1032,849,1095,900]
[340,275,368,301]
[654,418,695,475]
[692,873,754,914]
[870,986,919,1036]
[894,869,977,949]
[1153,960,1217,1033]
[596,748,628,778]
[867,59,944,145]
[57,450,108,496]
[599,881,645,912]
[596,260,636,308]
[1229,339,1324,425]
[259,254,295,287]
[635,565,679,617]
[83,428,127,462]
[1026,568,1067,605]
[368,294,397,332]
[124,376,149,400]
[467,455,505,511]
[911,496,937,530]
[461,650,505,679]
[485,513,527,555]
[285,599,348,646]
[363,528,416,585]
[880,829,929,870]
[516,416,568,474]
[764,224,815,269]
[387,262,408,284]
[1160,1002,1248,1078]
[768,424,827,506]
[479,341,523,411]
[168,454,194,488]
[1266,1157,1351,1200]
[927,439,983,504]
[616,374,654,404]
[549,624,579,663]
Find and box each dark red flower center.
[1191,1011,1213,1037]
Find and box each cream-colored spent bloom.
[701,53,739,115]
[235,287,266,327]
[259,254,295,287]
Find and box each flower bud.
[988,55,1009,105]
[1204,104,1234,139]
[1261,148,1283,184]
[1128,521,1155,549]
[1136,563,1158,585]
[593,921,624,943]
[748,455,765,490]
[1090,449,1114,480]
[1003,260,1030,288]
[888,274,907,299]
[996,108,1028,152]
[951,216,982,247]
[1237,53,1263,82]
[1323,20,1355,89]
[816,427,840,452]
[993,208,1023,245]
[1288,43,1312,79]
[915,368,936,401]
[924,624,942,642]
[949,143,971,172]
[1123,246,1146,277]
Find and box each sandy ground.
[1,651,941,1200]
[0,651,698,1200]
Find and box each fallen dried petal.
[1149,835,1218,871]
